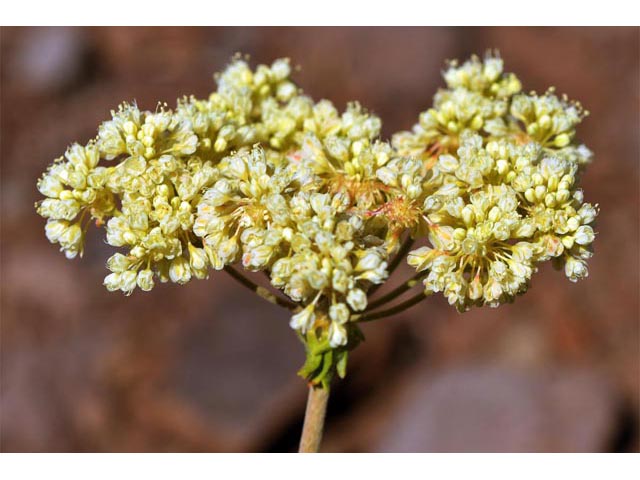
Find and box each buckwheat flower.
[562,255,590,282]
[414,183,537,311]
[268,191,389,342]
[392,53,522,164]
[329,303,350,324]
[36,142,116,258]
[97,103,198,162]
[96,102,143,160]
[332,101,382,142]
[393,87,508,162]
[354,250,389,284]
[34,52,600,407]
[328,323,348,348]
[188,243,209,278]
[260,95,315,149]
[328,302,350,347]
[409,130,597,310]
[102,148,218,293]
[194,146,295,270]
[297,132,392,209]
[136,269,155,291]
[346,288,367,311]
[370,155,434,251]
[296,99,381,152]
[290,302,317,333]
[44,221,84,260]
[443,53,522,99]
[104,269,138,295]
[169,256,192,284]
[493,143,599,265]
[96,102,218,291]
[302,100,343,138]
[176,56,315,157]
[510,89,591,166]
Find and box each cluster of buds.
[36,53,597,387]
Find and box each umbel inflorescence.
[36,53,598,387]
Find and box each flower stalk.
[223,265,297,311]
[299,385,330,453]
[357,291,428,323]
[366,271,427,311]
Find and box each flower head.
[408,131,597,310]
[35,52,598,387]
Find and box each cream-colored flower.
[35,52,598,384]
[37,142,115,258]
[409,130,597,309]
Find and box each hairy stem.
[224,265,297,311]
[356,291,427,322]
[299,385,330,453]
[366,271,427,311]
[367,234,415,297]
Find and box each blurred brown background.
[1,27,638,452]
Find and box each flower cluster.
[397,54,597,311]
[393,54,522,162]
[37,142,115,259]
[408,132,596,311]
[36,53,597,385]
